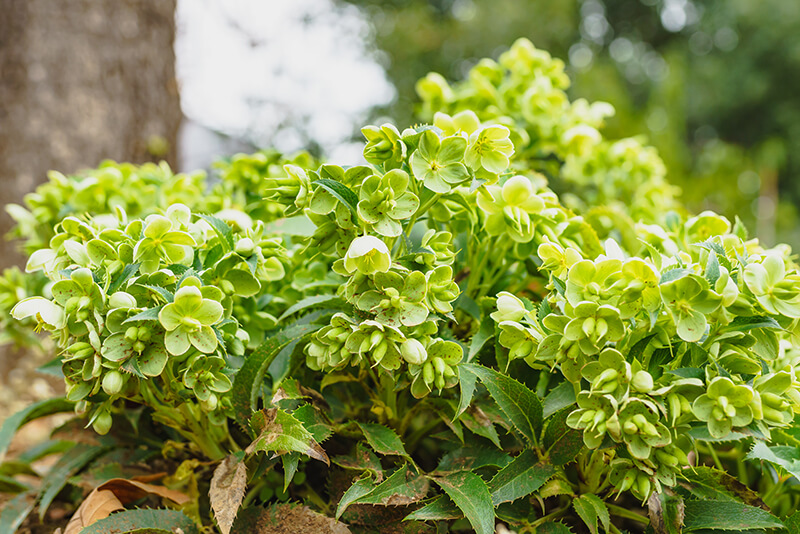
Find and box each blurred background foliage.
[339,0,800,249]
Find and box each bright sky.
[175,0,395,167]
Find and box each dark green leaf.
[122,306,163,324]
[276,295,343,322]
[108,262,140,294]
[721,316,782,332]
[488,449,555,505]
[0,491,35,534]
[0,398,74,459]
[456,368,477,419]
[313,179,359,215]
[336,476,375,519]
[79,508,199,534]
[460,363,543,446]
[705,252,720,285]
[468,316,494,361]
[246,408,328,465]
[461,409,501,448]
[404,495,462,521]
[747,440,800,482]
[433,471,495,534]
[537,522,573,534]
[199,213,235,251]
[660,268,690,284]
[435,446,512,474]
[648,491,685,534]
[231,323,321,429]
[543,381,577,419]
[38,444,106,519]
[292,404,332,444]
[683,500,783,531]
[573,494,609,534]
[543,408,583,465]
[352,464,429,506]
[356,422,409,458]
[680,467,767,507]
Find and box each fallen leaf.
[232,503,351,534]
[210,455,248,534]
[63,477,190,534]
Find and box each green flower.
[477,175,545,243]
[182,354,232,408]
[563,301,625,355]
[357,271,429,327]
[692,376,754,438]
[490,291,529,323]
[425,266,459,314]
[744,255,800,318]
[611,259,661,319]
[465,125,514,174]
[264,164,312,216]
[566,392,619,448]
[305,313,358,371]
[537,241,582,279]
[408,339,461,398]
[343,236,392,275]
[158,282,224,356]
[413,229,456,268]
[497,321,540,361]
[362,123,406,170]
[661,274,721,342]
[357,170,419,237]
[133,214,196,273]
[565,258,622,307]
[11,296,66,331]
[345,320,406,371]
[618,400,672,459]
[753,371,794,427]
[581,348,631,400]
[409,130,469,193]
[432,110,480,136]
[101,324,169,377]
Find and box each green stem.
[606,503,649,524]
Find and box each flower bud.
[631,371,654,393]
[109,291,137,309]
[92,411,113,435]
[344,236,392,275]
[490,292,527,322]
[400,339,427,365]
[235,237,256,256]
[102,371,124,396]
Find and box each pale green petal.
[190,326,218,354]
[194,299,224,325]
[138,344,168,377]
[165,329,191,356]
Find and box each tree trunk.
[0,0,181,269]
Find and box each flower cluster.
[496,210,800,500]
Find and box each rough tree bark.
[0,0,181,425]
[0,0,181,269]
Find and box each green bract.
[409,130,469,193]
[357,169,419,236]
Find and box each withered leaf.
[210,454,248,534]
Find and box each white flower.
[491,292,528,323]
[344,236,391,275]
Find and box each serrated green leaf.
[461,409,501,448]
[747,440,800,482]
[705,251,720,285]
[231,323,321,429]
[0,398,74,459]
[543,381,577,419]
[456,368,477,420]
[660,268,690,284]
[433,471,494,534]
[537,522,573,534]
[282,453,299,492]
[459,363,543,446]
[356,422,409,458]
[292,404,332,444]
[488,449,555,505]
[352,464,428,507]
[435,446,512,474]
[313,179,359,215]
[108,262,140,294]
[277,294,343,322]
[680,467,766,507]
[404,495,462,521]
[79,508,199,534]
[573,494,609,534]
[721,316,782,332]
[336,476,375,519]
[683,500,783,531]
[138,284,174,303]
[38,444,106,519]
[0,491,35,533]
[543,408,583,465]
[199,213,235,251]
[468,316,494,361]
[122,306,163,324]
[694,241,726,256]
[246,408,328,465]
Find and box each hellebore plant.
[4,38,800,534]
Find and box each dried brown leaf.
[62,477,190,534]
[232,503,351,534]
[210,455,248,534]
